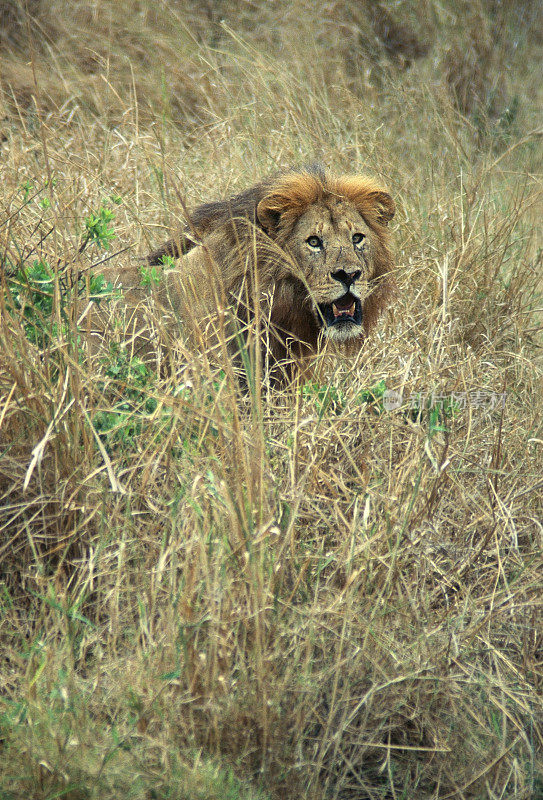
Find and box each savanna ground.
[1,1,542,798]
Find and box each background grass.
[1,1,542,798]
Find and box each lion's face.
[256,173,395,351]
[287,198,375,343]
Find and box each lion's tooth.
[333,303,339,317]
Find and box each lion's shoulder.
[146,164,328,265]
[190,162,327,234]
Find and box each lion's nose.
[330,269,361,289]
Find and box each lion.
[97,164,395,379]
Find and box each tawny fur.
[98,165,395,377]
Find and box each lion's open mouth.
[318,293,362,328]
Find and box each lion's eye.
[306,235,323,250]
[352,233,366,247]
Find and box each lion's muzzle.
[317,267,364,335]
[318,292,363,330]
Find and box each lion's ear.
[370,191,395,225]
[256,197,283,233]
[336,176,396,227]
[257,173,324,234]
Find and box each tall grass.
[1,1,542,798]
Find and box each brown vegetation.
[0,1,542,799]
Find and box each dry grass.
[1,1,542,798]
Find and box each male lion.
[100,165,395,378]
